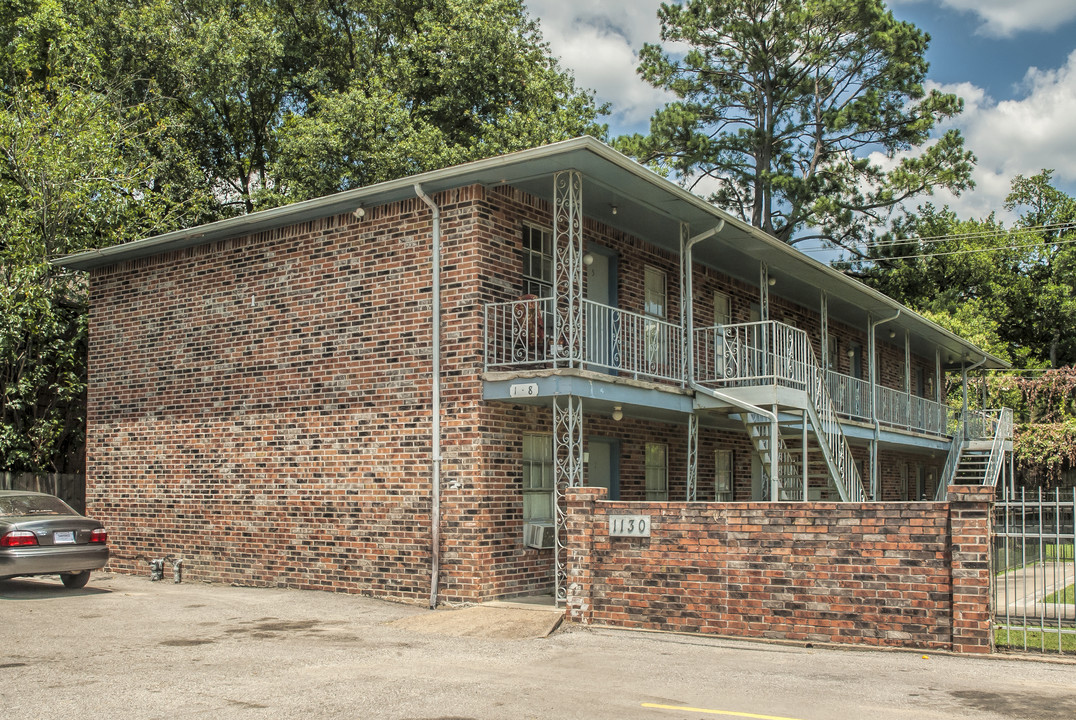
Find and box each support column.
[686,413,699,501]
[681,222,693,385]
[759,261,770,321]
[948,484,995,653]
[553,394,583,607]
[820,291,829,373]
[867,314,877,499]
[802,409,808,501]
[935,348,943,403]
[553,170,583,366]
[769,405,780,502]
[905,330,912,427]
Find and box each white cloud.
[891,52,1076,221]
[890,0,1076,37]
[526,1,674,134]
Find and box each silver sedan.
[0,491,109,588]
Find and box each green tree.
[90,0,606,212]
[0,0,195,472]
[617,0,974,248]
[852,172,1076,369]
[1003,170,1076,369]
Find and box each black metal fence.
[992,488,1076,654]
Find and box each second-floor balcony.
[484,297,957,439]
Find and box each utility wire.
[839,234,1076,262]
[795,220,1076,255]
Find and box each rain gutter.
[414,183,441,610]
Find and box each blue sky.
[527,0,1076,235]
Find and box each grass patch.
[995,626,1076,653]
[1045,543,1075,561]
[1044,584,1075,605]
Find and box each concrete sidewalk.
[2,572,1074,720]
[996,561,1076,621]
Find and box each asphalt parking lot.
[2,572,1075,720]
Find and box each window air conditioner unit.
[523,521,555,550]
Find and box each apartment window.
[644,266,667,369]
[522,225,553,298]
[850,342,864,379]
[644,266,667,319]
[715,449,734,501]
[645,443,668,501]
[713,290,731,326]
[522,434,554,521]
[827,334,839,372]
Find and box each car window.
[0,495,77,517]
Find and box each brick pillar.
[948,484,994,653]
[564,486,606,625]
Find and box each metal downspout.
[681,222,784,498]
[870,309,901,500]
[685,220,724,385]
[415,184,441,609]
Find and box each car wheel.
[60,571,91,589]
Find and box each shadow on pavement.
[0,576,111,600]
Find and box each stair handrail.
[695,320,865,501]
[742,412,802,501]
[797,333,867,502]
[935,430,964,501]
[982,407,1013,488]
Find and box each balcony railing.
[484,296,683,383]
[485,300,966,439]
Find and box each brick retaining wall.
[565,485,994,652]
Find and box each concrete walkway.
[995,561,1076,622]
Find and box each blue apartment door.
[585,248,618,373]
[586,438,620,500]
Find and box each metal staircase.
[935,408,1013,500]
[741,412,842,500]
[699,321,866,502]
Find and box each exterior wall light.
[583,253,595,266]
[612,405,623,422]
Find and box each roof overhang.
[53,136,1008,369]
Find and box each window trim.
[645,442,668,501]
[522,433,554,521]
[714,448,734,501]
[521,224,554,299]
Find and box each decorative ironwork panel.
[553,394,583,606]
[759,261,769,321]
[553,170,583,364]
[686,413,699,501]
[820,291,829,372]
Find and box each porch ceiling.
[55,136,1006,369]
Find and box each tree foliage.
[88,0,606,212]
[852,171,1076,369]
[0,0,605,472]
[980,369,1076,488]
[617,0,973,247]
[0,0,192,472]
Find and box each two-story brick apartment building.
[57,137,1011,606]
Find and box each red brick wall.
[565,485,994,652]
[87,190,499,601]
[84,174,958,606]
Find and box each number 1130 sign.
[609,515,651,537]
